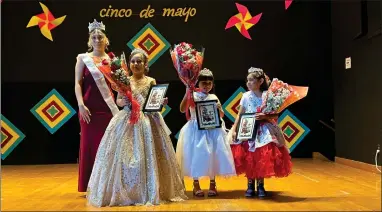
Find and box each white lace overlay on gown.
[87,77,187,207]
[176,92,236,178]
[226,91,287,153]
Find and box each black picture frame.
[236,113,257,141]
[142,84,169,112]
[195,100,222,130]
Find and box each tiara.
[131,48,149,59]
[248,67,264,74]
[88,19,105,32]
[199,68,213,77]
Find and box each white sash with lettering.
[81,54,119,116]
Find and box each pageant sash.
[82,54,119,116]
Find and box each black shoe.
[257,179,266,198]
[245,182,256,197]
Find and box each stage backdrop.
[1,0,334,165]
[332,1,382,165]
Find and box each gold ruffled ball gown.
[87,77,187,207]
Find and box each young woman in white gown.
[176,68,236,197]
[86,48,187,207]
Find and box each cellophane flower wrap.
[170,42,205,120]
[98,52,140,124]
[258,78,309,118]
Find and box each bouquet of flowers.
[258,78,309,115]
[98,52,140,124]
[109,53,130,88]
[170,42,205,120]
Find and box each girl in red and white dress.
[227,67,292,198]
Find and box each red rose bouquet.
[170,42,204,120]
[98,52,140,124]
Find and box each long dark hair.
[196,74,215,93]
[247,69,269,92]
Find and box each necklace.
[194,92,208,101]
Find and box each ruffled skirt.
[231,141,292,179]
[87,110,187,207]
[176,119,236,178]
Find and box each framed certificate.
[142,84,169,112]
[195,100,222,130]
[236,113,257,141]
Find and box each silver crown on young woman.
[248,67,264,74]
[199,68,213,77]
[88,19,106,32]
[131,48,149,59]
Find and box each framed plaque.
[236,113,257,141]
[195,100,222,130]
[142,84,169,112]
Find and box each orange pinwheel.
[26,2,66,41]
[225,3,262,40]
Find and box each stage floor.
[1,158,381,211]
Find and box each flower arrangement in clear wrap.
[170,42,205,120]
[258,78,309,117]
[110,58,130,87]
[98,52,140,124]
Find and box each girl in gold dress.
[86,48,187,207]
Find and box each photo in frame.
[195,100,222,130]
[236,113,257,141]
[142,84,169,112]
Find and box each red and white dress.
[227,91,292,179]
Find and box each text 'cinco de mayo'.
[99,5,197,22]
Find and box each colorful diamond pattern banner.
[30,89,76,134]
[1,115,26,160]
[175,130,180,140]
[278,109,310,153]
[222,86,247,122]
[161,105,172,118]
[127,23,170,67]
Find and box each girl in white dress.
[86,48,187,207]
[176,68,236,197]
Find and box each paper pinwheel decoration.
[26,2,66,41]
[225,3,262,40]
[285,0,293,10]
